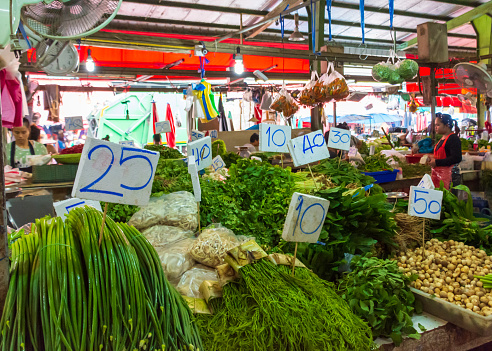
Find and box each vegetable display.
[398,239,492,316]
[313,157,376,187]
[359,154,393,172]
[144,144,183,159]
[59,144,84,154]
[0,207,203,351]
[198,257,373,351]
[338,255,421,345]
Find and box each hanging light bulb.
[289,13,306,41]
[233,47,244,75]
[86,48,96,72]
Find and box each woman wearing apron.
[6,118,48,173]
[429,113,462,189]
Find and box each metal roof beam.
[126,0,454,21]
[113,14,475,40]
[399,0,492,50]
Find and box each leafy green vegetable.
[212,139,227,158]
[360,154,393,172]
[398,59,419,80]
[143,144,183,159]
[313,157,376,187]
[338,255,421,345]
[221,151,242,168]
[102,202,139,223]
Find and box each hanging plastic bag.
[270,89,299,118]
[316,62,349,103]
[299,71,319,107]
[397,59,419,81]
[243,89,252,102]
[260,91,273,110]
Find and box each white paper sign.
[188,157,201,202]
[282,192,330,243]
[348,147,358,157]
[155,121,172,134]
[209,130,218,139]
[187,136,212,171]
[287,130,330,167]
[211,155,225,171]
[191,130,205,141]
[417,174,435,190]
[408,186,443,220]
[54,198,102,221]
[119,140,135,147]
[369,145,376,155]
[327,127,351,151]
[65,116,84,131]
[259,123,291,153]
[72,138,159,206]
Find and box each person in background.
[6,118,48,172]
[153,134,162,145]
[29,125,57,155]
[428,113,462,189]
[242,133,259,152]
[57,131,66,151]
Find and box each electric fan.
[1,0,122,49]
[453,62,492,94]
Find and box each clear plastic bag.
[129,191,198,232]
[299,71,319,107]
[142,225,194,247]
[156,238,196,282]
[189,224,239,268]
[431,165,453,189]
[260,92,273,111]
[270,89,299,118]
[316,62,349,103]
[460,153,474,171]
[176,264,218,298]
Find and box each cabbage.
[388,70,404,85]
[398,59,419,80]
[372,63,392,82]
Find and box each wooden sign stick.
[291,242,298,276]
[307,164,319,191]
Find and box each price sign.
[188,157,201,202]
[287,130,330,167]
[282,192,330,243]
[348,147,358,157]
[119,140,135,147]
[54,198,102,222]
[417,174,435,190]
[259,123,291,153]
[211,155,225,171]
[408,186,443,220]
[72,137,159,206]
[209,130,218,139]
[155,121,172,134]
[65,116,84,131]
[191,130,205,141]
[327,127,351,151]
[187,136,212,171]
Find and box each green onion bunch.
[0,207,203,351]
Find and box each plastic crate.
[32,164,78,183]
[361,169,399,184]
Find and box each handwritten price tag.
[65,116,84,131]
[348,147,358,157]
[119,140,135,147]
[282,192,330,243]
[209,130,218,139]
[287,130,330,167]
[188,156,201,202]
[211,155,225,171]
[259,123,291,153]
[191,130,205,141]
[155,121,172,134]
[54,198,102,222]
[72,138,159,206]
[187,136,212,171]
[408,186,443,220]
[327,127,351,151]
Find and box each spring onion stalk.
[0,207,203,351]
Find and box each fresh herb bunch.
[398,161,431,179]
[152,159,192,194]
[338,255,421,345]
[221,152,242,168]
[212,139,227,158]
[359,140,369,155]
[313,158,376,187]
[360,154,393,172]
[461,138,472,151]
[200,159,294,248]
[102,202,139,222]
[144,144,183,159]
[291,187,397,280]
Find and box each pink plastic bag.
[431,166,453,189]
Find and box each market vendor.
[242,133,259,152]
[428,113,462,189]
[6,118,48,172]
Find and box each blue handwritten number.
[65,201,85,212]
[119,148,155,190]
[266,127,286,147]
[302,135,314,154]
[193,145,211,165]
[293,195,325,236]
[429,200,441,214]
[312,133,325,147]
[80,145,123,197]
[413,189,429,215]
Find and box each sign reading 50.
[72,138,159,206]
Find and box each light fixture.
[289,13,306,42]
[233,47,244,75]
[86,48,95,72]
